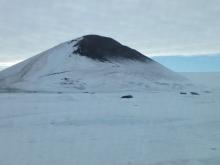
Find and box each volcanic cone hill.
[0,35,187,92]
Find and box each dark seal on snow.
[121,95,133,99]
[73,35,153,62]
[190,92,199,95]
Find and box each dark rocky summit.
[73,35,153,62]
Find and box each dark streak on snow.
[41,71,70,77]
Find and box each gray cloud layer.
[0,0,220,61]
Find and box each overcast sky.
[0,0,220,62]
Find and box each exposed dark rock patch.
[83,91,95,94]
[203,90,211,94]
[180,92,187,95]
[121,95,133,99]
[73,35,153,62]
[211,147,217,151]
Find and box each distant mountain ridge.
[153,54,220,72]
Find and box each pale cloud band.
[0,0,220,61]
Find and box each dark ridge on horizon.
[73,35,153,62]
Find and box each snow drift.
[0,35,187,92]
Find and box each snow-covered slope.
[0,35,187,92]
[0,72,220,165]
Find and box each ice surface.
[0,73,219,165]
